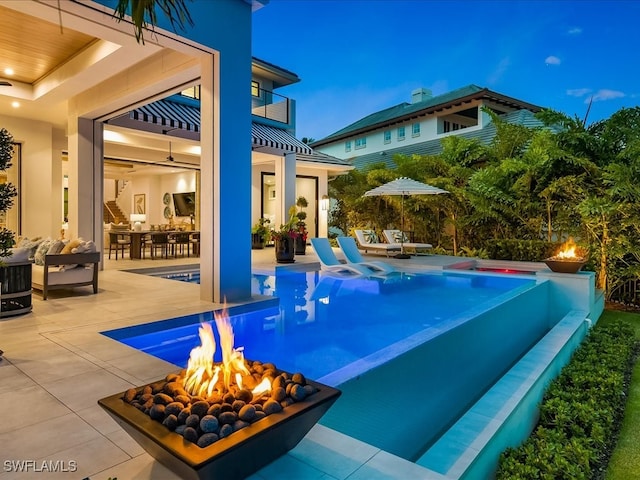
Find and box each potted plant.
[251,217,271,249]
[0,127,30,317]
[271,205,298,264]
[294,196,308,255]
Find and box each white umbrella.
[364,177,448,258]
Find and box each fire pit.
[99,309,341,480]
[544,238,587,274]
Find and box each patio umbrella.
[364,177,448,258]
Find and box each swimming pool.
[106,270,534,383]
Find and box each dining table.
[127,230,199,259]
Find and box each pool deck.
[1,248,470,480]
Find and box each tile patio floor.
[0,247,455,480]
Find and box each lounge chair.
[337,237,396,274]
[310,238,373,276]
[383,229,433,255]
[353,229,401,257]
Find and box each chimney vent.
[411,88,432,104]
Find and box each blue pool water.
[103,271,534,384]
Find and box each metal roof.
[311,85,543,147]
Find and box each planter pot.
[275,236,295,263]
[294,236,307,255]
[0,262,32,317]
[251,233,265,250]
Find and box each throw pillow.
[47,239,66,255]
[362,230,378,244]
[34,238,53,266]
[60,238,83,255]
[0,247,31,264]
[392,231,408,243]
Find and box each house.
[311,84,544,170]
[0,0,349,303]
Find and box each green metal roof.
[350,109,546,171]
[311,85,543,147]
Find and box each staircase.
[105,201,128,224]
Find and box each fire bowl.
[98,375,341,480]
[544,257,587,274]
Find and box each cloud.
[568,27,582,35]
[487,57,510,85]
[566,88,592,97]
[545,56,561,66]
[590,89,625,102]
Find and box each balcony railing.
[251,87,291,125]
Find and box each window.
[180,86,200,100]
[355,137,367,149]
[397,126,406,141]
[251,81,260,97]
[345,140,351,152]
[412,123,421,137]
[383,130,391,144]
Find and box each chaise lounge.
[383,229,433,255]
[337,237,396,274]
[353,229,401,257]
[310,238,373,276]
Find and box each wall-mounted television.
[173,192,196,217]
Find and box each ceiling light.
[11,101,19,108]
[4,68,14,76]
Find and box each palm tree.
[114,0,193,44]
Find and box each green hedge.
[484,239,560,262]
[496,321,638,480]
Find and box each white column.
[275,152,297,226]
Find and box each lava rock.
[183,426,199,443]
[165,402,185,417]
[292,373,306,385]
[223,392,235,404]
[280,397,294,408]
[175,395,191,406]
[233,420,249,432]
[253,411,267,422]
[232,400,246,412]
[219,403,233,413]
[149,404,166,421]
[200,415,219,433]
[271,387,286,402]
[162,414,178,431]
[219,411,237,425]
[175,425,186,435]
[272,376,286,390]
[207,403,222,417]
[219,423,233,438]
[123,388,137,403]
[238,404,256,422]
[191,400,210,418]
[206,394,223,405]
[142,385,153,395]
[151,381,166,394]
[304,385,317,396]
[197,432,219,448]
[290,384,307,401]
[185,414,200,429]
[140,393,153,403]
[263,399,282,415]
[163,381,181,395]
[153,393,173,405]
[236,389,253,403]
[254,403,263,412]
[165,373,180,383]
[177,407,191,424]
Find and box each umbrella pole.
[395,193,411,259]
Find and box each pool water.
[104,270,534,384]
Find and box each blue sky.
[252,1,639,141]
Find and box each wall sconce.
[130,214,147,232]
[321,195,330,211]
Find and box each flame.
[556,238,579,259]
[182,306,271,399]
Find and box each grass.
[600,309,640,479]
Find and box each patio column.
[275,152,297,226]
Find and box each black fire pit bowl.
[98,377,340,480]
[544,258,586,274]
